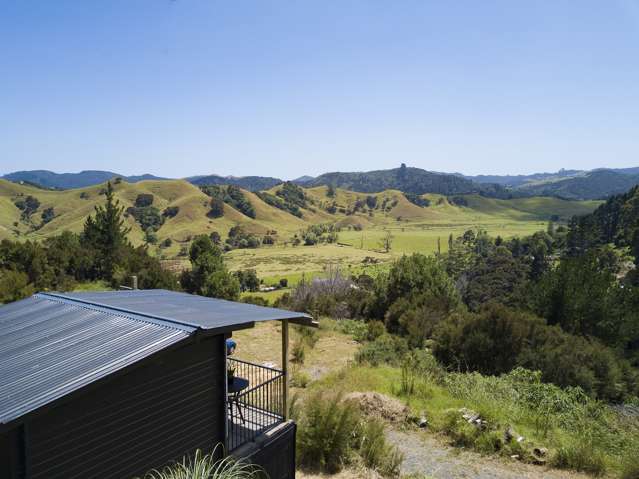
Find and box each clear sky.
[1,1,639,179]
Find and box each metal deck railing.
[226,358,285,451]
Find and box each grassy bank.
[309,360,638,478]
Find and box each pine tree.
[82,181,130,278]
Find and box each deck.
[226,358,285,451]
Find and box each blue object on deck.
[226,338,237,355]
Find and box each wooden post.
[131,275,138,290]
[281,319,289,420]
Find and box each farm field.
[0,178,601,281]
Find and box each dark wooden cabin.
[0,290,315,479]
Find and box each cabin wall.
[0,431,10,478]
[23,334,225,479]
[0,426,25,478]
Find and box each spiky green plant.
[139,447,262,479]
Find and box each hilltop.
[4,164,639,200]
[514,169,639,200]
[1,170,166,189]
[296,164,509,197]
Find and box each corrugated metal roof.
[55,289,314,330]
[0,294,194,426]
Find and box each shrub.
[226,226,261,249]
[291,371,311,388]
[404,192,430,207]
[139,446,261,479]
[296,391,361,472]
[399,354,417,395]
[334,319,369,342]
[291,341,306,364]
[163,206,179,218]
[234,269,259,292]
[14,195,40,219]
[135,193,154,208]
[127,206,164,232]
[285,266,373,318]
[40,207,55,224]
[366,320,386,341]
[200,185,256,218]
[373,253,460,320]
[356,334,409,366]
[357,418,403,477]
[297,325,319,349]
[279,278,288,288]
[208,197,225,218]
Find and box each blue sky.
[1,1,639,179]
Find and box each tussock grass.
[312,362,639,477]
[138,447,261,479]
[295,390,403,477]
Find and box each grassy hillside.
[0,178,601,278]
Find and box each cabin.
[0,289,315,479]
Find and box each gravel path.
[387,429,590,479]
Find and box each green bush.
[440,409,480,448]
[135,193,154,208]
[334,319,369,341]
[356,334,409,367]
[433,303,638,401]
[163,206,179,218]
[366,320,386,341]
[296,391,361,472]
[291,371,311,388]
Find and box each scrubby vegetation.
[294,223,339,246]
[294,390,402,476]
[404,192,430,207]
[14,194,40,220]
[255,181,311,218]
[0,182,177,301]
[255,190,303,217]
[225,225,261,249]
[282,186,639,476]
[200,185,256,218]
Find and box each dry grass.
[231,319,359,381]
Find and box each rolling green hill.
[0,178,601,278]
